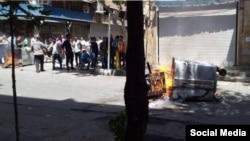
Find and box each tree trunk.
[9,2,20,141]
[124,1,149,141]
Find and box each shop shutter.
[158,2,237,68]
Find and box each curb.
[94,68,126,76]
[217,75,250,83]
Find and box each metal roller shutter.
[90,23,122,38]
[158,2,237,68]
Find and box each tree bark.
[125,1,149,141]
[9,2,20,141]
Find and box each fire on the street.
[3,48,22,67]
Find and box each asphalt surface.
[1,61,250,141]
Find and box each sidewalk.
[217,66,250,83]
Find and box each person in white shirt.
[96,36,103,63]
[7,34,17,48]
[52,37,62,70]
[72,36,82,67]
[96,36,103,53]
[80,37,87,51]
[1,35,8,44]
[60,34,65,43]
[85,38,91,53]
[30,34,38,44]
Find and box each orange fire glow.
[3,49,22,67]
[147,66,174,99]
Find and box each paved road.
[1,63,250,141]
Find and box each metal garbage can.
[170,58,217,101]
[2,46,34,67]
[0,43,8,64]
[21,47,34,66]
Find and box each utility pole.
[107,11,111,70]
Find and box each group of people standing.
[30,33,94,72]
[70,34,126,70]
[110,35,126,69]
[30,33,75,72]
[14,32,126,73]
[61,34,126,70]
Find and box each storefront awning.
[38,4,93,22]
[0,3,93,23]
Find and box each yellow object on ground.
[159,66,173,95]
[115,51,120,69]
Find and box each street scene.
[0,61,250,141]
[1,0,250,141]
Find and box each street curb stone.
[95,68,126,76]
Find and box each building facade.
[0,0,125,43]
[237,0,250,66]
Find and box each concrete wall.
[238,0,250,66]
[144,3,158,66]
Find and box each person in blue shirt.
[80,49,91,70]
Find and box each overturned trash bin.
[170,58,220,102]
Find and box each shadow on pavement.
[146,134,184,141]
[0,94,120,141]
[0,94,184,141]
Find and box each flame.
[4,49,22,67]
[148,65,174,99]
[150,69,165,92]
[5,51,13,65]
[159,66,174,97]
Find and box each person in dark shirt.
[90,37,98,67]
[61,33,75,71]
[100,37,108,69]
[109,34,115,69]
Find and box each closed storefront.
[71,22,90,39]
[89,23,122,38]
[40,20,90,41]
[158,2,237,68]
[40,22,65,40]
